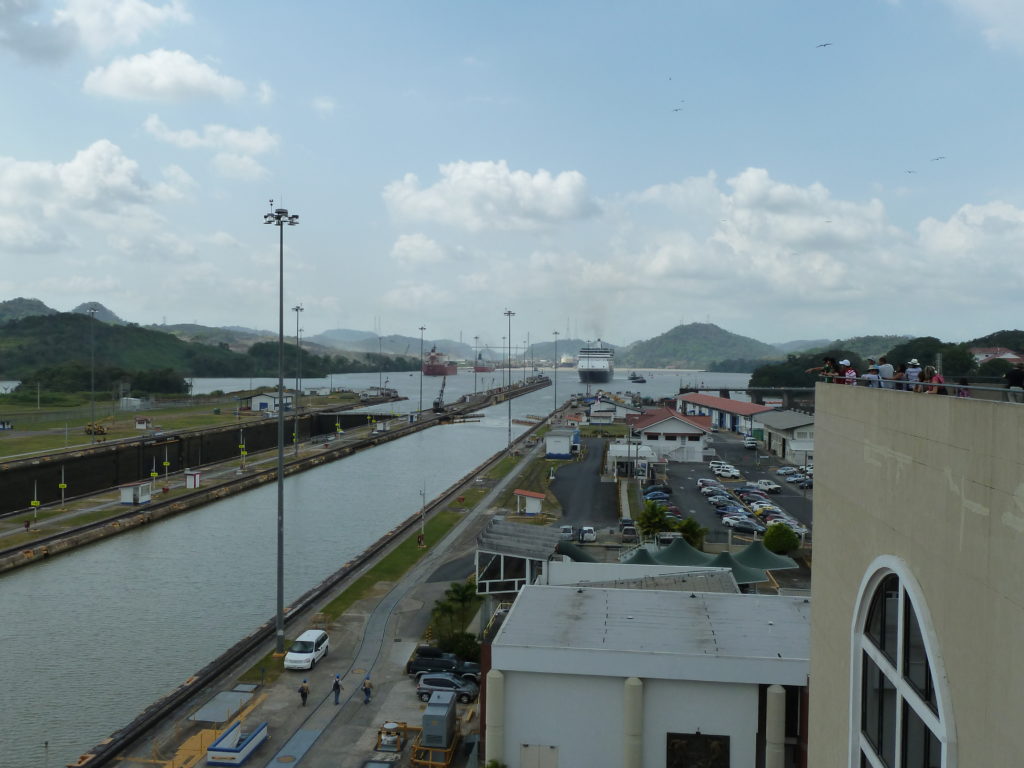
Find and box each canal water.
[0,369,749,767]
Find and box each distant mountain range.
[0,296,1012,376]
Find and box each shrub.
[763,523,800,554]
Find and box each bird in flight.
[672,107,683,112]
[905,170,917,174]
[931,155,946,161]
[816,42,832,48]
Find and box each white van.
[284,629,330,670]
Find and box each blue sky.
[2,0,1022,349]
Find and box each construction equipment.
[432,376,447,413]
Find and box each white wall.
[499,670,760,768]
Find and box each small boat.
[632,375,647,384]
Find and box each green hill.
[0,297,59,323]
[617,323,781,369]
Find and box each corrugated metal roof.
[755,410,815,429]
[677,393,774,416]
[476,517,561,560]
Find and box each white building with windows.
[626,407,710,463]
[753,410,815,464]
[808,384,1024,766]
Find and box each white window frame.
[849,556,957,767]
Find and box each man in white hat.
[906,359,923,390]
[839,359,858,385]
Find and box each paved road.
[549,437,617,528]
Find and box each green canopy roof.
[556,541,599,563]
[623,547,660,565]
[732,540,799,571]
[705,551,769,585]
[653,537,714,566]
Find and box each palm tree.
[636,500,672,537]
[444,579,479,629]
[674,516,708,550]
[431,600,458,641]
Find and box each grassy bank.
[239,508,463,686]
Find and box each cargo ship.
[423,346,458,376]
[473,352,495,373]
[577,340,614,384]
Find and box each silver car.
[416,672,479,703]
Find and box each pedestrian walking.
[298,679,310,706]
[332,675,343,705]
[361,676,373,704]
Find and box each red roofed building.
[625,407,710,462]
[513,489,545,516]
[970,346,1024,366]
[675,392,774,435]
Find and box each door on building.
[520,744,559,768]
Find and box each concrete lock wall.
[808,385,1024,766]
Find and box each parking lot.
[663,432,813,542]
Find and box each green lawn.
[238,509,463,686]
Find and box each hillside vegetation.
[618,323,781,369]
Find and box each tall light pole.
[264,201,299,654]
[473,335,479,394]
[553,330,559,413]
[378,335,383,389]
[501,337,506,387]
[86,305,98,442]
[418,326,426,413]
[504,309,515,450]
[292,304,303,457]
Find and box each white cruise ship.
[577,341,614,383]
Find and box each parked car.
[643,484,672,495]
[799,479,814,489]
[283,629,329,670]
[697,478,722,488]
[708,496,735,507]
[415,672,479,703]
[621,525,639,542]
[701,485,726,496]
[618,518,635,531]
[406,652,481,682]
[644,491,671,501]
[579,525,597,543]
[714,504,745,516]
[743,439,758,449]
[787,474,808,483]
[776,467,798,476]
[715,467,741,479]
[559,524,574,541]
[754,479,782,493]
[722,516,767,534]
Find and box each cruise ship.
[577,341,614,383]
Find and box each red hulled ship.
[422,346,458,376]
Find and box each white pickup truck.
[754,479,782,493]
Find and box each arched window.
[851,559,955,767]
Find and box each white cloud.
[83,49,246,101]
[55,0,191,54]
[151,164,194,201]
[144,115,278,154]
[211,153,267,181]
[391,234,447,265]
[311,96,336,115]
[383,160,599,231]
[0,0,76,62]
[257,81,274,105]
[942,0,1024,51]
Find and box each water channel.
[0,369,749,767]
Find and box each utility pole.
[504,309,515,450]
[553,330,559,414]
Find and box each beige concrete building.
[808,385,1024,767]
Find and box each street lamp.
[553,330,559,414]
[418,326,426,413]
[264,201,299,654]
[292,304,303,457]
[504,309,515,450]
[86,305,98,442]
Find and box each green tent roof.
[732,540,799,571]
[623,547,660,565]
[556,540,599,563]
[653,537,714,566]
[705,551,769,585]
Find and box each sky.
[1,0,1023,350]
